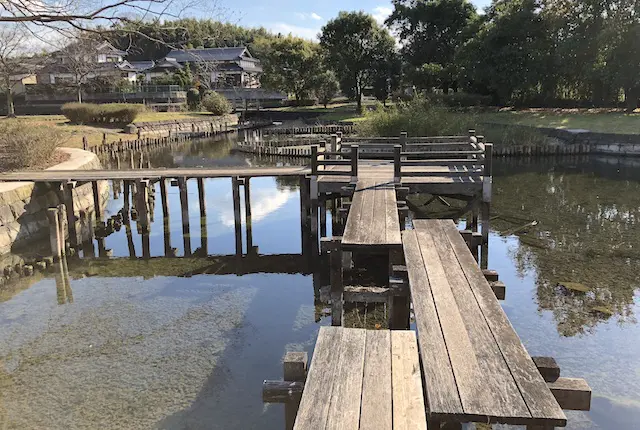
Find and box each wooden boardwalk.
[403,219,567,427]
[293,327,426,430]
[342,179,401,249]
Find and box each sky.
[217,0,492,41]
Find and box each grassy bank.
[356,100,549,147]
[478,109,640,134]
[8,111,221,149]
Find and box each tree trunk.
[6,89,15,118]
[77,85,82,103]
[625,87,638,113]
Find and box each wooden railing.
[311,135,358,181]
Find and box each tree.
[387,0,478,92]
[255,35,321,103]
[57,35,104,102]
[0,25,32,116]
[456,0,553,105]
[370,30,401,105]
[312,70,339,108]
[320,11,393,112]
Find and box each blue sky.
[219,0,492,40]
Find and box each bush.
[357,97,476,137]
[0,120,64,170]
[187,87,201,111]
[357,97,549,147]
[426,92,494,108]
[201,92,231,115]
[62,103,145,124]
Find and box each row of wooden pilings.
[262,124,355,136]
[82,121,264,155]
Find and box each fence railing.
[310,135,358,181]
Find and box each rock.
[3,266,13,276]
[558,281,589,293]
[35,261,47,271]
[23,265,34,276]
[43,256,54,267]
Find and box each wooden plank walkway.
[342,179,401,249]
[402,219,566,427]
[0,167,310,182]
[293,327,427,430]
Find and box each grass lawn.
[7,111,220,149]
[263,99,379,123]
[478,109,640,134]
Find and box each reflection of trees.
[494,157,640,337]
[275,176,301,191]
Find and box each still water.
[0,137,639,429]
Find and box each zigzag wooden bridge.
[0,132,591,430]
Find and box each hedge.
[62,103,145,124]
[201,92,231,115]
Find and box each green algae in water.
[559,282,590,293]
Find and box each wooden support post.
[319,195,327,238]
[232,176,243,257]
[64,181,78,248]
[547,378,592,411]
[350,144,359,183]
[330,242,343,326]
[481,143,493,269]
[197,177,208,255]
[244,177,253,252]
[310,199,319,256]
[135,179,151,260]
[92,181,102,222]
[532,357,561,382]
[123,180,131,216]
[400,131,407,152]
[46,208,62,260]
[389,251,409,329]
[159,178,172,256]
[393,145,401,184]
[284,351,307,430]
[311,145,318,175]
[178,177,192,257]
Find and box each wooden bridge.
[0,131,590,430]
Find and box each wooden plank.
[360,330,392,430]
[391,330,427,430]
[402,230,462,416]
[359,179,377,245]
[325,328,367,430]
[435,220,566,426]
[424,222,530,421]
[293,327,343,430]
[385,187,401,243]
[370,182,387,245]
[414,225,503,419]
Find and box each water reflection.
[494,156,640,336]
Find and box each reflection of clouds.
[220,188,295,227]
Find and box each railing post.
[330,134,338,160]
[311,145,318,176]
[400,131,408,152]
[394,145,402,184]
[350,144,359,183]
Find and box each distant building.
[161,47,262,88]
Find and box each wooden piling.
[244,177,253,251]
[330,242,343,326]
[64,181,78,248]
[197,177,208,255]
[91,181,102,222]
[178,177,191,256]
[481,143,493,269]
[319,195,327,238]
[232,176,243,256]
[46,208,62,260]
[350,145,359,183]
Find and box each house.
[161,47,262,88]
[38,41,136,84]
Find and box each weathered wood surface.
[0,167,310,182]
[403,219,566,427]
[293,327,427,430]
[342,179,401,248]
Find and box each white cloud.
[372,6,392,25]
[268,22,321,41]
[294,12,323,21]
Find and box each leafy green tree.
[320,11,395,112]
[312,70,340,108]
[370,31,401,105]
[387,0,477,92]
[254,35,321,103]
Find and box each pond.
[0,135,639,429]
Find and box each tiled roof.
[166,47,252,62]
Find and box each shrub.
[0,120,64,170]
[201,92,231,115]
[187,87,201,111]
[426,92,493,108]
[62,103,145,124]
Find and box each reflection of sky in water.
[101,177,300,257]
